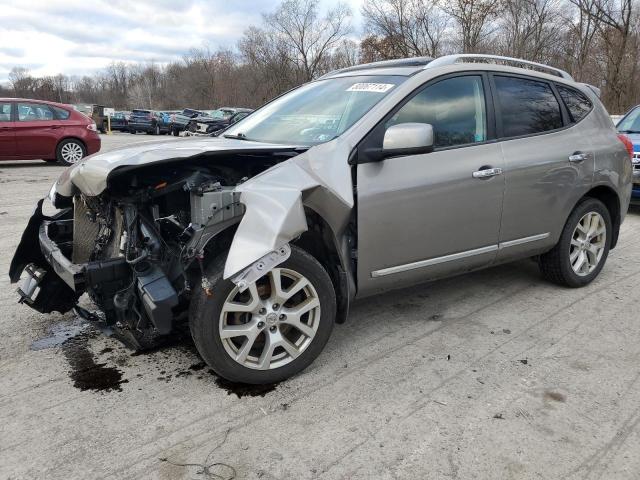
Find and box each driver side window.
[387,75,487,148]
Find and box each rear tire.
[190,246,336,384]
[56,139,86,166]
[539,198,611,288]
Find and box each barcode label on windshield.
[346,83,395,93]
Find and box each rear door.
[14,102,62,158]
[0,101,16,158]
[492,74,595,262]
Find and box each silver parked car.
[10,55,633,384]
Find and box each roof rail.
[426,54,574,81]
[319,56,433,79]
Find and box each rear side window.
[0,102,11,122]
[52,106,70,120]
[17,103,54,121]
[494,76,562,137]
[557,85,592,123]
[387,75,487,148]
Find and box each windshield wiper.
[619,129,640,134]
[223,133,251,141]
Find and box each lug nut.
[269,326,277,332]
[259,307,266,314]
[272,303,280,310]
[279,314,286,320]
[257,321,265,328]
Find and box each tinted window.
[0,103,11,122]
[52,106,70,120]
[557,85,592,123]
[494,76,562,137]
[387,75,487,148]
[17,103,54,121]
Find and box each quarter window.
[51,106,70,120]
[387,75,487,148]
[0,103,11,122]
[557,85,592,123]
[17,103,54,121]
[494,76,562,137]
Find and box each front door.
[356,74,505,297]
[0,101,16,158]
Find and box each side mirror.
[356,123,434,164]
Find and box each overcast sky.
[0,0,364,83]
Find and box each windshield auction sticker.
[346,83,395,93]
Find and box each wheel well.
[292,209,349,323]
[583,186,621,249]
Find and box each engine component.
[134,262,179,335]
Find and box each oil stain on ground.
[212,372,277,398]
[63,334,128,392]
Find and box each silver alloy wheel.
[60,142,84,164]
[570,211,606,276]
[219,268,321,370]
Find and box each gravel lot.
[2,132,640,479]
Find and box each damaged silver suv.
[10,55,633,384]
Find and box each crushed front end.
[9,147,297,348]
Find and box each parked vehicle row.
[186,108,253,135]
[9,54,634,385]
[0,98,101,165]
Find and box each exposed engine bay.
[11,149,303,348]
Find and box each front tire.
[56,139,86,166]
[190,246,336,384]
[539,198,611,287]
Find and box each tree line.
[1,0,638,114]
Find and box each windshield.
[618,106,640,133]
[225,75,406,145]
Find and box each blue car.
[617,106,640,202]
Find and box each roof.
[0,98,73,109]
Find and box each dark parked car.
[616,105,640,202]
[189,108,253,135]
[109,111,130,132]
[0,98,101,165]
[170,108,203,136]
[128,109,168,135]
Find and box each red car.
[0,98,101,165]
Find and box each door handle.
[569,152,589,163]
[472,167,503,179]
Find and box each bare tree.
[264,0,353,82]
[448,0,501,53]
[362,0,449,58]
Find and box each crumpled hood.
[53,137,301,197]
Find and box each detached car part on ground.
[10,55,633,384]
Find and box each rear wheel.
[539,198,611,287]
[172,128,179,137]
[56,139,86,166]
[190,246,336,384]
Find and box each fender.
[223,138,356,286]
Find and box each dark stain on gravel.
[63,333,127,392]
[211,371,277,398]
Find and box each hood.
[53,137,302,197]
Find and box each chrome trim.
[499,233,550,249]
[371,245,498,277]
[371,233,550,277]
